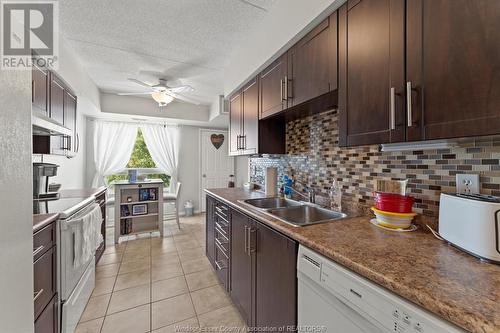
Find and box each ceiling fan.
[117,78,198,106]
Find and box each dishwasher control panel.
[298,246,467,333]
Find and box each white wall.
[0,70,34,332]
[235,156,250,187]
[34,37,101,189]
[85,121,227,212]
[224,0,345,95]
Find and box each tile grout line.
[100,239,128,333]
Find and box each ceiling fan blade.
[164,91,200,105]
[117,92,152,96]
[127,78,152,88]
[168,85,194,93]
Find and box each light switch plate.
[456,174,480,194]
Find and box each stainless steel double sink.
[239,197,347,227]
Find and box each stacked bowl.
[371,192,416,229]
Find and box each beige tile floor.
[75,214,246,333]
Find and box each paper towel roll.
[265,167,278,196]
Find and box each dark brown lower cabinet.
[34,221,58,333]
[205,196,298,330]
[230,208,297,330]
[254,222,297,329]
[34,295,58,333]
[206,196,216,267]
[95,191,107,265]
[230,209,255,325]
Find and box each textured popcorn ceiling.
[59,0,275,105]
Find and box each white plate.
[370,219,418,232]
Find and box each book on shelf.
[120,219,133,235]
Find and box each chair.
[163,182,181,229]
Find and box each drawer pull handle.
[215,237,228,247]
[33,245,45,257]
[350,288,362,298]
[215,260,227,270]
[34,289,44,301]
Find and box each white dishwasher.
[297,246,467,333]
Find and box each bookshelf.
[113,179,164,243]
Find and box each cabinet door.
[34,295,58,333]
[64,90,77,153]
[205,196,216,267]
[338,0,405,146]
[32,64,48,114]
[49,74,64,124]
[229,92,242,156]
[259,54,287,119]
[255,222,297,330]
[289,13,337,107]
[230,209,254,326]
[242,77,259,154]
[407,0,500,141]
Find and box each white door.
[200,129,234,212]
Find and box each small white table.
[112,179,164,243]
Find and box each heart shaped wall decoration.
[211,134,225,149]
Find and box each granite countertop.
[58,186,107,199]
[205,188,500,333]
[33,213,59,233]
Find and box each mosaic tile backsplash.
[249,109,500,228]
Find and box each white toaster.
[439,193,500,263]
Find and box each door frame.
[199,128,233,212]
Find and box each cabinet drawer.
[34,246,57,319]
[215,245,229,291]
[215,227,229,255]
[214,202,229,221]
[34,294,58,333]
[33,222,55,261]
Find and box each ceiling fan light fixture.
[151,91,174,106]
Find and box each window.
[106,129,170,186]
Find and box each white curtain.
[140,124,180,191]
[92,121,138,187]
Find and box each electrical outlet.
[456,174,480,194]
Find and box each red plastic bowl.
[373,192,414,213]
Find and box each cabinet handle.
[33,289,44,302]
[32,80,35,103]
[285,75,292,99]
[33,245,44,257]
[244,225,248,254]
[76,133,80,153]
[280,79,284,101]
[242,135,246,150]
[215,260,227,270]
[390,87,396,130]
[248,228,256,254]
[406,81,413,127]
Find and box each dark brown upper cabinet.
[229,78,258,156]
[289,13,338,108]
[229,91,242,155]
[33,71,78,157]
[32,64,49,115]
[64,90,78,154]
[340,0,500,146]
[338,0,405,147]
[259,54,288,119]
[406,0,500,141]
[49,74,65,125]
